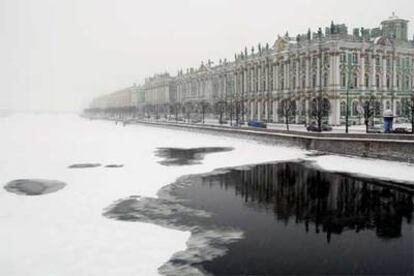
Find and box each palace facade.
[89,14,414,125]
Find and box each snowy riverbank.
[0,113,413,275]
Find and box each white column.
[295,99,300,123]
[316,56,321,87]
[382,57,387,89]
[274,64,279,92]
[361,52,366,90]
[305,57,310,91]
[273,100,278,122]
[372,55,377,88]
[392,56,398,90]
[329,99,340,126]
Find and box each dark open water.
[105,160,414,275]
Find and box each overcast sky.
[1,0,413,112]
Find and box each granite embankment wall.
[108,118,414,163]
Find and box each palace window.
[376,74,380,88]
[341,73,347,88]
[352,101,359,116]
[323,55,329,65]
[340,53,346,63]
[323,73,328,87]
[405,76,410,90]
[302,77,306,89]
[340,101,346,116]
[301,100,306,116]
[352,73,358,89]
[396,101,402,116]
[386,75,391,89]
[386,57,391,68]
[312,74,317,88]
[365,74,370,88]
[352,53,358,64]
[375,56,380,66]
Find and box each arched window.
[396,101,402,116]
[301,100,306,116]
[323,73,328,88]
[312,74,317,88]
[365,74,370,88]
[341,73,347,88]
[340,53,346,63]
[386,75,391,89]
[397,75,401,90]
[352,101,359,116]
[352,53,359,64]
[340,101,346,116]
[322,98,331,117]
[376,75,380,88]
[302,77,306,89]
[352,73,358,89]
[292,76,296,89]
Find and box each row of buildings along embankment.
[87,14,414,126]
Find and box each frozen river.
[0,114,413,275]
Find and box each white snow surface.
[0,114,412,276]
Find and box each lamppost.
[345,52,359,134]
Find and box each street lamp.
[345,52,356,134]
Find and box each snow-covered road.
[0,114,412,275]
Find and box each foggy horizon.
[1,0,413,112]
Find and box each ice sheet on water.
[4,179,66,195]
[105,164,124,168]
[104,174,243,276]
[154,147,233,166]
[68,163,101,168]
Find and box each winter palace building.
[89,14,414,125]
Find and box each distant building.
[90,14,414,125]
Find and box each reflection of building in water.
[206,162,413,242]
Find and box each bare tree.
[361,95,376,133]
[214,100,227,124]
[278,98,296,131]
[402,94,414,133]
[172,102,182,122]
[198,100,210,124]
[309,96,331,131]
[184,102,193,122]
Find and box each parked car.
[393,127,411,134]
[247,120,267,128]
[307,123,332,132]
[191,118,202,124]
[367,127,382,133]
